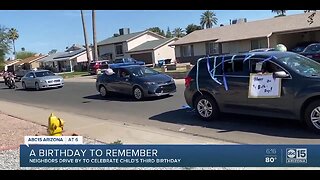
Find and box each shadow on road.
[149,109,320,139]
[83,93,173,102]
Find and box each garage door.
[130,53,153,65]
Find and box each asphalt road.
[0,78,319,144]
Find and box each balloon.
[275,44,287,52]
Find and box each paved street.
[0,77,319,144]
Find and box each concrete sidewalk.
[0,100,233,144]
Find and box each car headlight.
[40,80,46,83]
[170,78,174,83]
[144,82,156,85]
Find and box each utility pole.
[81,10,91,70]
[92,10,99,61]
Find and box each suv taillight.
[94,63,100,69]
[185,76,192,88]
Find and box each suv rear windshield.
[304,44,320,53]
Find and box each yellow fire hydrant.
[48,113,64,136]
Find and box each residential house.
[16,54,47,70]
[97,28,177,66]
[4,59,21,72]
[171,12,320,64]
[39,44,92,72]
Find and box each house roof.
[17,55,47,65]
[53,48,86,60]
[97,31,145,46]
[38,52,66,63]
[171,12,320,46]
[127,38,177,53]
[97,30,165,46]
[4,59,21,66]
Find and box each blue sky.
[0,10,304,56]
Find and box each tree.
[16,51,36,59]
[21,47,25,51]
[113,33,120,37]
[0,26,11,58]
[92,10,99,61]
[148,27,165,36]
[8,28,19,56]
[272,10,287,17]
[165,27,172,38]
[48,49,57,54]
[172,28,185,38]
[186,24,202,34]
[200,10,218,29]
[80,10,91,69]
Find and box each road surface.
[0,77,319,144]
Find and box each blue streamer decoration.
[221,56,229,91]
[207,56,222,85]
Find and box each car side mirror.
[273,71,289,78]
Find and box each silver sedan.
[21,70,64,90]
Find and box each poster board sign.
[248,73,281,98]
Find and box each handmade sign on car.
[248,73,281,98]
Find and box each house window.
[115,44,123,56]
[181,45,193,57]
[251,39,267,49]
[206,42,219,55]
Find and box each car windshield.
[278,54,320,76]
[130,67,159,77]
[304,44,320,53]
[35,71,55,77]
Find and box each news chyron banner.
[21,136,320,167]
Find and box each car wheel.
[195,94,219,121]
[133,86,144,100]
[99,85,108,97]
[35,82,40,91]
[304,100,320,134]
[22,82,27,89]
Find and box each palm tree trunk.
[13,40,16,56]
[81,10,91,71]
[92,10,99,62]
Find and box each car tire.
[35,82,40,91]
[133,86,144,100]
[99,85,108,97]
[22,82,27,89]
[194,94,219,121]
[304,100,320,134]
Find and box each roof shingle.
[97,31,145,46]
[171,12,320,46]
[127,38,177,53]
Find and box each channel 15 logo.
[286,148,307,163]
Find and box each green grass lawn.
[60,71,89,78]
[153,67,188,73]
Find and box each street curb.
[0,100,234,144]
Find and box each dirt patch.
[0,112,47,150]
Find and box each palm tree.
[172,28,185,38]
[272,10,287,16]
[200,10,218,29]
[8,28,19,56]
[92,10,98,61]
[81,10,91,70]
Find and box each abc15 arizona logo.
[286,148,307,163]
